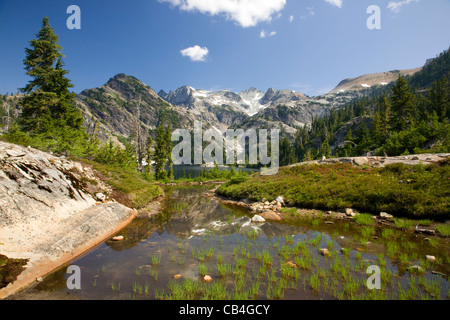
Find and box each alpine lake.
[10,182,450,300]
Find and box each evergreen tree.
[145,134,154,177]
[371,111,384,145]
[380,96,392,141]
[154,120,168,180]
[15,17,88,156]
[303,148,313,162]
[428,77,449,121]
[165,122,174,180]
[19,17,84,134]
[321,138,331,158]
[390,75,416,131]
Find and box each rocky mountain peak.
[260,88,276,105]
[157,89,168,100]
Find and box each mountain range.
[1,58,434,146]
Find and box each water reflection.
[10,183,450,300]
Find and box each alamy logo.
[172,121,280,175]
[367,5,381,30]
[67,5,81,30]
[366,265,381,290]
[66,265,81,290]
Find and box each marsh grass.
[418,219,433,226]
[381,228,395,239]
[309,233,322,246]
[205,248,214,259]
[354,214,375,226]
[428,238,439,248]
[360,226,375,240]
[150,254,161,266]
[386,242,400,258]
[309,273,320,291]
[111,282,121,292]
[198,263,209,277]
[133,281,143,295]
[326,239,334,250]
[341,247,350,257]
[393,218,415,231]
[436,224,450,237]
[217,262,232,278]
[262,249,273,267]
[113,196,449,302]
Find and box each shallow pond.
[11,184,450,300]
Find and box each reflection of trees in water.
[160,186,297,239]
[105,185,310,251]
[105,217,161,252]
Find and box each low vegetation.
[0,255,28,289]
[218,161,450,220]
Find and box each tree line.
[279,72,449,166]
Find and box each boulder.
[352,157,369,166]
[260,211,282,221]
[426,255,436,262]
[251,215,266,223]
[380,212,393,220]
[407,265,424,273]
[415,227,436,235]
[345,208,355,217]
[203,275,213,282]
[95,193,107,202]
[276,196,284,205]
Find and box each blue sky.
[0,0,449,97]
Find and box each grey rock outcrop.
[0,141,136,298]
[289,153,450,168]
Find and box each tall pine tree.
[165,122,174,180]
[154,120,168,180]
[390,75,416,131]
[18,17,87,154]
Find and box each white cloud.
[260,30,277,38]
[289,15,294,23]
[387,0,419,13]
[159,0,286,28]
[180,45,209,62]
[325,0,343,8]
